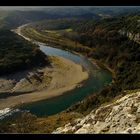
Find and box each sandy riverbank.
[0,56,88,109]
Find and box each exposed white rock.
[53,90,140,134]
[75,128,89,134]
[0,108,11,116]
[0,108,20,120]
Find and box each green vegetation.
[72,15,140,90]
[65,14,140,115]
[0,11,58,29]
[0,111,82,133]
[18,15,140,116]
[23,15,140,116]
[21,25,91,54]
[0,30,50,75]
[0,13,140,133]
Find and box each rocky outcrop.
[53,90,140,134]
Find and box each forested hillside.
[0,10,100,30]
[0,11,53,29]
[67,14,140,114]
[70,14,140,89]
[21,14,140,90]
[0,30,49,75]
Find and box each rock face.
[52,90,140,134]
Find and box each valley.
[0,6,139,134]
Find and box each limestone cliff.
[53,90,140,134]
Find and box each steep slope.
[0,30,49,76]
[53,90,140,134]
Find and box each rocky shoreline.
[53,90,140,134]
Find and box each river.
[0,29,112,119]
[18,43,112,117]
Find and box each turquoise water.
[20,44,112,117]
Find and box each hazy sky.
[0,6,90,10]
[0,6,139,11]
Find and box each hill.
[0,10,101,30]
[0,30,49,76]
[53,90,140,134]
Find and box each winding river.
[18,43,112,117]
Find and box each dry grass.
[34,111,83,133]
[48,56,66,69]
[21,27,91,53]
